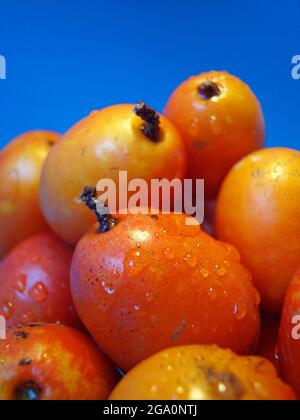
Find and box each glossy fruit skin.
[0,324,120,400]
[0,130,60,259]
[164,71,265,198]
[216,148,300,314]
[257,316,279,369]
[40,105,187,245]
[0,232,82,329]
[278,269,300,397]
[110,345,296,400]
[71,213,260,372]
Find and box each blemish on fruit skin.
[171,320,187,341]
[19,358,32,366]
[200,366,245,400]
[13,330,29,340]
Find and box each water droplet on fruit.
[164,248,175,260]
[146,292,154,302]
[184,254,198,268]
[254,289,261,306]
[134,305,141,311]
[14,275,27,293]
[223,290,229,298]
[233,303,247,320]
[208,287,217,301]
[28,283,48,302]
[1,302,13,319]
[176,386,185,395]
[150,385,158,393]
[236,303,247,320]
[31,255,40,263]
[101,280,115,295]
[215,265,226,277]
[200,268,209,278]
[189,118,199,136]
[218,382,227,394]
[209,115,222,135]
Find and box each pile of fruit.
[0,71,299,400]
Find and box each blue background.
[0,0,299,148]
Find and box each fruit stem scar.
[134,101,161,142]
[80,186,118,233]
[198,80,221,100]
[15,381,41,400]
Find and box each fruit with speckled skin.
[110,345,296,400]
[0,324,120,400]
[71,212,260,372]
[0,232,82,329]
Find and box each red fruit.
[0,324,120,400]
[71,188,260,372]
[278,269,300,396]
[0,232,82,329]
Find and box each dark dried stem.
[134,101,161,142]
[80,187,118,233]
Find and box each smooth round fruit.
[164,71,265,198]
[40,103,186,245]
[0,324,120,400]
[278,269,300,397]
[0,232,82,329]
[71,210,260,372]
[216,148,300,314]
[0,130,60,258]
[109,345,295,400]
